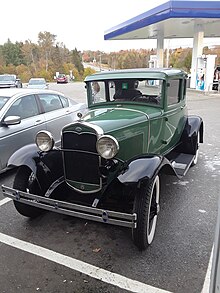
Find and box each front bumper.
[2,185,137,229]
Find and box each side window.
[5,95,39,119]
[167,80,181,106]
[59,95,69,108]
[38,94,63,112]
[91,81,105,104]
[109,81,115,101]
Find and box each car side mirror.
[2,116,21,126]
[167,83,170,87]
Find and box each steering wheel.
[132,95,160,104]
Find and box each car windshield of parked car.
[0,96,10,110]
[29,79,46,85]
[0,75,16,81]
[88,79,163,106]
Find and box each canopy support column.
[190,24,204,88]
[156,33,164,68]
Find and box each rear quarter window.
[167,79,181,105]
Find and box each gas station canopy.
[104,0,220,90]
[104,0,220,40]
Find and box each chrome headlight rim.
[96,135,119,159]
[35,130,54,152]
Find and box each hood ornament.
[77,112,83,121]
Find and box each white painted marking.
[0,197,12,207]
[201,247,213,293]
[0,232,172,293]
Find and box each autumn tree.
[38,31,56,71]
[51,44,64,73]
[22,40,39,73]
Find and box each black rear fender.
[178,115,203,154]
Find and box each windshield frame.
[86,78,164,108]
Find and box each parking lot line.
[0,232,171,293]
[0,197,12,207]
[201,247,213,293]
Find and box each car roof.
[85,68,187,82]
[29,78,45,80]
[0,88,64,97]
[0,74,16,76]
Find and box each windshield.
[0,75,16,81]
[0,96,10,110]
[29,79,45,85]
[87,79,163,106]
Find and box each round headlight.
[96,135,119,159]
[36,131,54,151]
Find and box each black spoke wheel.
[132,175,160,250]
[13,166,44,218]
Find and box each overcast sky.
[1,0,219,52]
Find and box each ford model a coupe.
[2,68,203,250]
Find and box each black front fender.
[8,144,63,190]
[8,144,40,173]
[117,155,163,184]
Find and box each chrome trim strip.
[63,121,104,138]
[2,185,137,229]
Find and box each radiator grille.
[62,128,101,190]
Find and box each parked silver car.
[0,74,22,88]
[27,78,48,89]
[0,88,87,173]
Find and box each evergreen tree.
[71,48,83,74]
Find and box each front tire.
[13,166,44,218]
[132,175,160,250]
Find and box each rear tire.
[132,175,160,250]
[13,166,44,218]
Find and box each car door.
[37,93,74,145]
[0,94,46,170]
[161,79,187,154]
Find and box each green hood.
[83,107,149,132]
[83,106,161,160]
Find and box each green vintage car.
[2,68,203,250]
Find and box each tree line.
[0,31,219,82]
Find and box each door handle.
[35,119,42,125]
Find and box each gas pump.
[148,55,157,68]
[196,55,217,91]
[196,56,206,90]
[148,55,158,86]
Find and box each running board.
[171,153,195,177]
